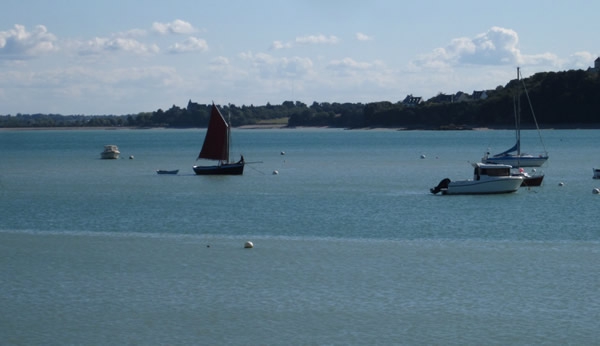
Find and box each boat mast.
[516,67,521,158]
[227,107,231,164]
[520,69,549,157]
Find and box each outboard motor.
[430,178,451,194]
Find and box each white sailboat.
[482,67,548,168]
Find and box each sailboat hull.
[193,161,244,175]
[483,155,548,167]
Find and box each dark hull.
[520,175,544,187]
[193,162,244,175]
[156,170,179,175]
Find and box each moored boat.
[431,162,524,195]
[482,67,548,168]
[519,173,544,187]
[101,145,120,159]
[484,151,548,168]
[593,168,600,179]
[513,168,544,187]
[156,169,179,175]
[193,103,245,175]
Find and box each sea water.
[1,128,599,345]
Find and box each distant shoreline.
[2,123,600,131]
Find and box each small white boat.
[431,162,524,195]
[100,145,120,159]
[593,168,600,179]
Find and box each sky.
[1,0,598,115]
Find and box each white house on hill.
[472,90,488,101]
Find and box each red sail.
[198,104,229,161]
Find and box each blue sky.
[1,0,598,115]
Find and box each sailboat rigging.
[482,67,548,168]
[193,103,245,175]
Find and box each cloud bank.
[0,24,57,59]
[0,21,596,115]
[411,26,562,69]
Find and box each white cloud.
[72,20,205,56]
[270,40,292,50]
[296,34,339,45]
[6,65,178,87]
[0,64,179,95]
[212,56,230,65]
[0,64,186,114]
[411,26,562,69]
[328,57,375,70]
[271,34,339,50]
[78,36,159,55]
[152,19,197,35]
[466,26,520,64]
[355,32,372,41]
[278,56,314,77]
[325,58,393,88]
[240,51,313,79]
[168,36,208,53]
[117,28,147,38]
[519,52,560,66]
[567,51,597,69]
[0,24,57,59]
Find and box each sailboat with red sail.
[193,103,244,175]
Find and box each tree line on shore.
[2,69,600,129]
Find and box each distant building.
[453,91,470,103]
[428,91,485,104]
[429,93,455,104]
[587,57,600,73]
[472,90,488,101]
[402,94,423,107]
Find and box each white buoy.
[420,154,426,159]
[129,155,134,159]
[593,188,600,194]
[280,151,285,155]
[244,241,254,249]
[558,182,564,186]
[272,170,279,175]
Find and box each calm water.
[1,128,599,345]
